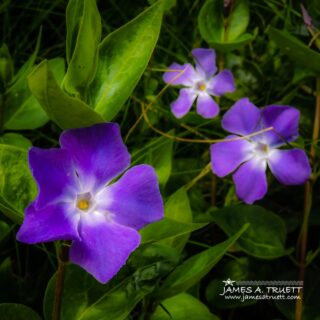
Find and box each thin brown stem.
[295,181,313,320]
[52,242,70,320]
[211,174,218,206]
[141,101,274,144]
[310,78,320,161]
[0,93,4,131]
[295,76,320,320]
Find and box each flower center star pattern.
[163,48,235,119]
[210,98,311,204]
[17,123,164,283]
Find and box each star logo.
[223,278,235,286]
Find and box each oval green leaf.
[44,264,157,320]
[63,0,101,96]
[226,0,249,41]
[138,132,174,188]
[0,144,36,224]
[0,44,13,85]
[4,58,64,130]
[154,224,249,299]
[89,2,163,120]
[268,26,320,74]
[0,303,41,320]
[198,0,224,43]
[140,218,207,245]
[160,187,193,252]
[198,0,253,51]
[28,60,104,129]
[0,133,32,150]
[151,293,219,320]
[209,33,254,52]
[211,205,290,259]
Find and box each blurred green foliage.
[0,0,319,319]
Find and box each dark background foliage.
[0,0,319,319]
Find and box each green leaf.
[0,304,41,320]
[63,0,101,96]
[89,2,163,120]
[0,221,11,244]
[3,58,64,130]
[0,44,13,85]
[268,26,320,73]
[28,60,104,129]
[140,218,207,245]
[0,133,32,150]
[0,198,21,224]
[210,33,254,52]
[148,0,176,10]
[142,132,174,188]
[151,293,219,320]
[0,144,36,224]
[198,0,253,51]
[10,29,41,86]
[0,258,19,301]
[211,205,289,259]
[161,187,193,252]
[226,0,249,41]
[44,264,157,320]
[154,224,249,299]
[274,269,320,320]
[198,0,224,43]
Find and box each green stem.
[0,93,4,131]
[295,76,320,320]
[210,173,217,206]
[185,163,211,191]
[52,242,69,320]
[210,53,225,205]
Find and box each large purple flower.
[163,48,235,119]
[210,98,311,204]
[17,123,164,283]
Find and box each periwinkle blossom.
[163,48,235,119]
[210,98,311,204]
[17,123,164,283]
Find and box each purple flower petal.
[97,165,164,230]
[17,203,79,244]
[268,149,311,185]
[222,98,261,135]
[29,147,77,209]
[191,48,217,78]
[60,123,131,192]
[211,135,254,177]
[163,63,197,86]
[207,70,235,96]
[233,158,268,204]
[261,105,300,146]
[196,93,219,118]
[70,217,140,283]
[171,88,196,118]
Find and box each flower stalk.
[295,76,320,320]
[52,242,70,320]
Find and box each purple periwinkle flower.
[210,98,311,204]
[17,123,164,283]
[163,48,235,119]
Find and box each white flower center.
[196,81,207,91]
[76,192,93,211]
[253,142,270,160]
